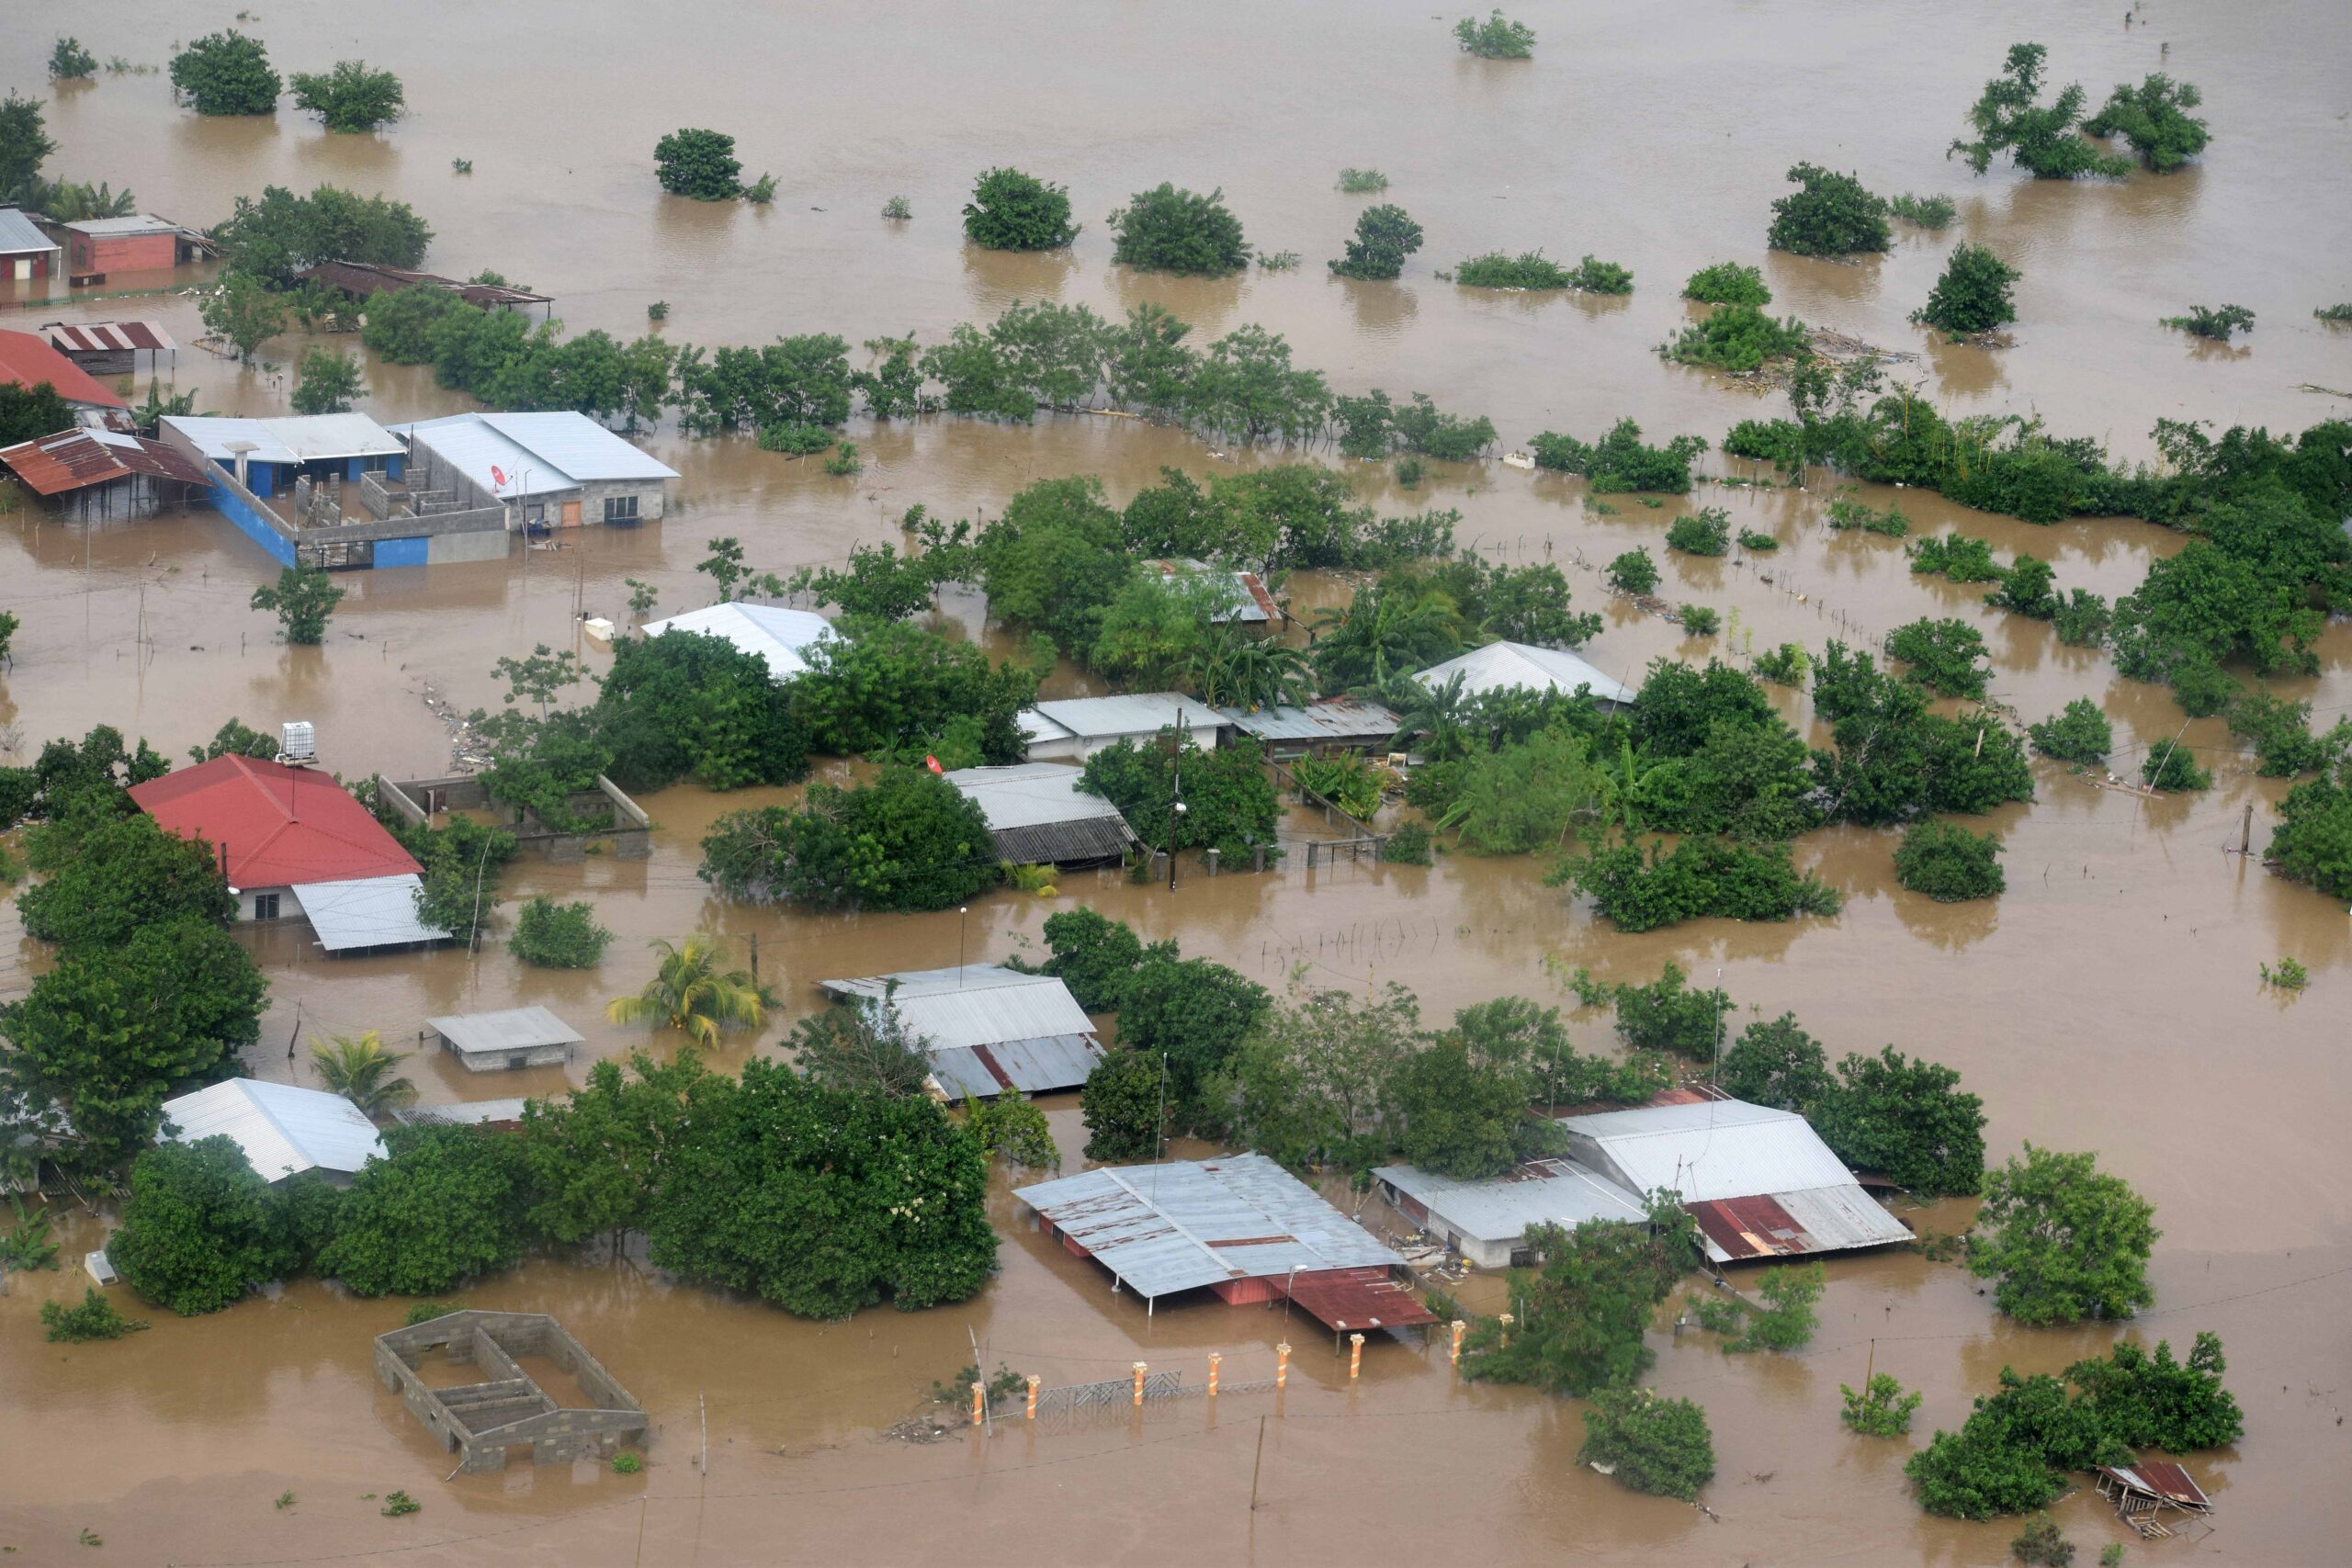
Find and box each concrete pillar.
[1275,1343,1292,1390]
[970,1381,984,1427]
[1025,1375,1039,1422]
[1204,848,1220,876]
[1349,1333,1364,1381]
[1306,842,1318,869]
[1131,1362,1148,1406]
[1207,1353,1222,1396]
[1450,1319,1465,1364]
[1252,845,1266,873]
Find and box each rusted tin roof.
[42,320,175,355]
[2098,1462,2211,1509]
[1283,1266,1438,1332]
[0,426,209,496]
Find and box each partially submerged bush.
[2162,304,2254,341]
[653,129,745,201]
[1678,604,1720,637]
[1753,643,1809,685]
[1888,192,1957,229]
[1330,204,1424,281]
[1337,167,1389,193]
[1913,243,2021,335]
[2140,739,2211,792]
[1665,507,1732,557]
[1910,533,2000,582]
[2083,73,2210,171]
[1841,1372,1924,1437]
[1565,254,1633,294]
[1605,548,1659,596]
[1453,251,1573,289]
[1578,1388,1714,1500]
[1767,163,1892,256]
[1894,819,2006,902]
[1826,498,1907,536]
[1681,262,1770,305]
[963,167,1078,251]
[1108,184,1250,276]
[1530,419,1707,491]
[2028,698,2111,763]
[1951,43,2134,180]
[1453,9,1536,59]
[1886,617,1991,698]
[1661,304,1811,372]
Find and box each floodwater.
[4,2,2351,1562]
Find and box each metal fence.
[1015,1370,1185,1435]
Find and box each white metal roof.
[1015,1155,1403,1299]
[818,964,1103,1097]
[161,1078,387,1180]
[1375,1157,1649,1245]
[639,603,837,681]
[1558,1100,1861,1201]
[291,874,450,952]
[61,214,180,237]
[161,413,406,466]
[0,209,57,254]
[945,764,1128,831]
[401,412,679,492]
[1413,641,1637,705]
[1021,694,1224,742]
[425,1007,585,1055]
[1217,697,1402,744]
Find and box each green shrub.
[1578,1388,1714,1500]
[1678,604,1720,637]
[611,1452,643,1474]
[2317,303,2352,323]
[1886,617,1989,697]
[1753,643,1809,685]
[2162,304,2254,341]
[1971,1144,2156,1325]
[1108,184,1250,276]
[1987,554,2060,617]
[882,195,911,220]
[380,1491,421,1517]
[509,896,613,969]
[1665,507,1732,557]
[1841,1372,1924,1436]
[652,129,743,201]
[1393,456,1425,489]
[1452,251,1575,289]
[2226,692,2352,777]
[1565,254,1633,294]
[41,1288,149,1343]
[2028,698,2111,763]
[1910,533,2000,581]
[49,38,98,80]
[1894,819,2005,902]
[1766,163,1891,256]
[2052,590,2111,648]
[1530,419,1707,491]
[1330,204,1424,281]
[1888,192,1956,229]
[1567,836,1842,932]
[1682,262,1770,305]
[1913,243,2021,335]
[2267,765,2352,899]
[1454,9,1536,58]
[1661,303,1811,372]
[1951,43,2134,180]
[823,441,864,476]
[2140,739,2211,792]
[169,31,279,115]
[1380,822,1433,864]
[2012,1516,2075,1566]
[288,60,405,132]
[2083,73,2210,172]
[962,166,1078,250]
[1722,417,1806,472]
[2260,955,2308,991]
[1827,498,1908,536]
[1337,167,1389,193]
[757,422,835,457]
[1736,526,1779,552]
[1605,548,1658,595]
[402,1300,467,1325]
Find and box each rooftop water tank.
[279,720,316,763]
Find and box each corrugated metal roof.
[42,320,175,355]
[946,763,1137,863]
[162,413,406,465]
[132,755,422,888]
[293,261,548,307]
[162,1078,386,1180]
[1023,694,1223,743]
[928,1034,1103,1098]
[820,965,1095,1051]
[0,209,57,254]
[1685,1187,1913,1261]
[392,1099,531,1128]
[0,328,129,409]
[1016,1155,1404,1300]
[2098,1463,2211,1508]
[1145,559,1273,623]
[60,214,179,237]
[0,426,208,496]
[1283,1267,1439,1331]
[1217,697,1402,744]
[403,411,678,491]
[1559,1100,1859,1201]
[639,604,835,681]
[1413,641,1638,705]
[425,1007,585,1055]
[292,874,450,951]
[1376,1156,1649,1244]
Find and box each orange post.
[1449,1319,1465,1364]
[1207,1352,1222,1396]
[1025,1375,1039,1422]
[970,1381,984,1427]
[1348,1332,1364,1381]
[1132,1361,1148,1406]
[1498,1312,1514,1349]
[1275,1342,1292,1389]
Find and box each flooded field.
[4,1,2351,1562]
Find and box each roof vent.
[278,721,316,763]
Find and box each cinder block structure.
[374,1310,647,1472]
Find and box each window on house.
[252,893,281,921]
[603,493,640,524]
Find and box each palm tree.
[1186,627,1310,710]
[311,1032,417,1118]
[1383,671,1474,761]
[1308,583,1465,693]
[605,933,769,1047]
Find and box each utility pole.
[1250,1414,1268,1511]
[1167,713,1188,893]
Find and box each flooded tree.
[961,166,1078,251]
[250,565,345,645]
[1604,548,1658,595]
[1971,1144,2157,1325]
[1578,1387,1715,1499]
[1893,819,2005,902]
[521,1052,710,1251]
[1912,243,2022,336]
[508,896,612,969]
[701,770,997,913]
[2161,303,2254,340]
[2026,698,2112,764]
[604,932,770,1042]
[48,38,96,81]
[1885,617,1991,699]
[2084,73,2211,172]
[288,60,404,132]
[1080,1049,1164,1161]
[0,383,73,449]
[1810,1046,1984,1196]
[1107,184,1250,276]
[199,271,283,362]
[1887,192,1957,229]
[310,1032,417,1117]
[1453,9,1536,59]
[1532,419,1708,491]
[288,345,366,413]
[791,993,932,1100]
[1680,262,1770,305]
[1766,163,1891,256]
[1329,203,1424,281]
[317,1124,531,1296]
[108,1136,298,1314]
[1665,508,1731,557]
[1716,1013,1832,1111]
[1660,303,1812,372]
[214,184,433,283]
[653,128,744,201]
[169,31,280,116]
[1949,44,2133,180]
[1459,1201,1702,1395]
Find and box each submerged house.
[817,964,1103,1099]
[161,1078,385,1185]
[41,319,175,377]
[57,214,216,276]
[639,603,835,681]
[1016,1154,1437,1333]
[1215,696,1403,760]
[0,328,130,429]
[129,754,451,953]
[0,426,211,520]
[1018,694,1225,763]
[424,1008,584,1074]
[400,412,678,531]
[1412,640,1638,708]
[946,762,1137,865]
[1375,1094,1912,1269]
[0,208,64,284]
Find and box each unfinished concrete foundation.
[373,1310,647,1472]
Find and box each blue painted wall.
[205,480,297,567]
[374,536,430,568]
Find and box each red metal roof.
[1686,1194,1805,1261]
[130,756,422,889]
[0,427,209,497]
[0,329,130,409]
[1281,1267,1439,1333]
[43,320,175,355]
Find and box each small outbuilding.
[41,319,175,377]
[1413,640,1638,708]
[946,762,1137,865]
[1018,694,1225,763]
[639,603,836,681]
[0,426,211,520]
[57,214,215,276]
[400,411,678,530]
[1374,1156,1653,1269]
[1216,696,1403,760]
[0,208,63,282]
[375,1310,646,1473]
[818,964,1103,1099]
[0,328,130,429]
[1016,1154,1436,1333]
[1145,558,1280,625]
[2096,1462,2214,1538]
[161,1078,386,1184]
[424,1008,584,1074]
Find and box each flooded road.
[5,2,2352,1562]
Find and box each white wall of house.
[234,885,296,922]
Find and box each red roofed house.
[0,328,131,431]
[130,755,452,953]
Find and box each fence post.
[1348,1333,1364,1381]
[1205,848,1220,876]
[1498,1313,1514,1349]
[1275,1342,1292,1390]
[1025,1375,1039,1421]
[1207,1352,1222,1396]
[970,1381,984,1427]
[1450,1319,1465,1365]
[1132,1362,1148,1406]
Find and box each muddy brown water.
[5,2,2352,1562]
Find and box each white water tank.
[279,721,316,762]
